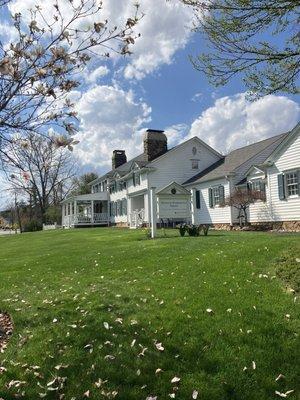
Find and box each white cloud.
[122,0,194,80]
[84,66,109,84]
[73,92,299,172]
[191,92,203,102]
[189,93,300,153]
[73,85,151,169]
[8,0,193,81]
[164,124,190,148]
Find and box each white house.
[62,123,300,231]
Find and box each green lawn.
[0,228,299,400]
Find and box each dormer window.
[133,172,140,186]
[248,179,266,194]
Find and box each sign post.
[150,187,157,239]
[191,188,196,224]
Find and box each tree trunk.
[14,195,22,233]
[243,207,248,226]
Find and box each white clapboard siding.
[148,138,221,191]
[248,134,300,222]
[193,178,231,224]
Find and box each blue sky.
[0,0,299,203]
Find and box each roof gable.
[183,130,290,185]
[263,122,300,164]
[148,136,223,166]
[156,181,190,196]
[245,165,266,178]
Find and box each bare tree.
[221,188,266,226]
[0,1,141,151]
[181,0,299,98]
[1,134,76,222]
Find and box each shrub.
[178,224,187,237]
[23,219,43,232]
[201,224,210,236]
[187,224,201,237]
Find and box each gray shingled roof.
[90,153,149,185]
[183,132,289,185]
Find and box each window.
[133,173,140,186]
[192,160,199,170]
[117,200,121,216]
[136,173,140,185]
[251,180,261,191]
[286,171,299,196]
[117,181,122,192]
[209,185,225,207]
[122,198,127,215]
[212,187,220,205]
[249,179,266,194]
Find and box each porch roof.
[61,192,109,204]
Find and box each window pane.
[213,187,220,205]
[286,172,299,196]
[192,160,199,169]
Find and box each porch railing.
[94,212,108,222]
[63,213,108,226]
[130,209,145,229]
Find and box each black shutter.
[209,188,214,208]
[133,173,136,187]
[247,182,252,192]
[298,170,300,196]
[195,190,201,209]
[219,185,225,203]
[277,174,286,200]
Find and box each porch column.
[191,188,196,224]
[61,203,65,226]
[91,200,94,224]
[74,200,77,225]
[228,178,234,227]
[150,187,157,239]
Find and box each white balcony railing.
[63,213,108,227]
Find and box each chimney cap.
[143,130,167,142]
[146,129,164,133]
[113,149,126,153]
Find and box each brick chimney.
[112,150,127,169]
[143,129,167,162]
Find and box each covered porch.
[129,192,147,229]
[62,192,109,228]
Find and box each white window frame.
[285,171,299,197]
[212,187,221,205]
